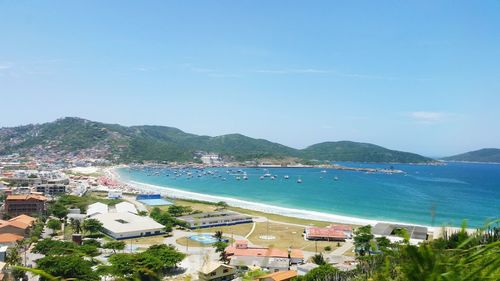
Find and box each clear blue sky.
[1,1,499,157]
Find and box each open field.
[194,223,254,238]
[246,221,343,252]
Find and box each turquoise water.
[118,162,499,227]
[189,234,219,244]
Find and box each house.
[304,224,353,241]
[91,212,165,239]
[0,214,36,237]
[4,194,47,216]
[0,233,24,246]
[198,261,235,281]
[225,240,304,272]
[177,211,252,229]
[258,270,298,281]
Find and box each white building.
[115,202,138,214]
[86,202,109,217]
[91,212,165,240]
[107,189,123,199]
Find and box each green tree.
[47,219,62,234]
[297,264,343,281]
[214,230,223,242]
[311,253,327,265]
[167,205,192,217]
[354,225,374,256]
[48,202,68,219]
[82,218,103,235]
[36,254,99,281]
[212,241,228,253]
[103,241,126,254]
[70,218,82,234]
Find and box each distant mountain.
[0,117,434,163]
[442,148,500,163]
[302,141,432,163]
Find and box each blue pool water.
[118,162,499,227]
[189,234,219,244]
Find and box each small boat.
[236,176,241,181]
[334,176,339,181]
[284,175,289,179]
[297,177,302,183]
[260,176,264,180]
[243,176,248,180]
[321,170,327,173]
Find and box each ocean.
[117,162,499,227]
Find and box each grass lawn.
[247,221,343,252]
[193,223,254,238]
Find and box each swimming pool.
[189,234,219,244]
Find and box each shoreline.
[108,166,440,231]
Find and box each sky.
[1,0,499,157]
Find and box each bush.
[324,246,332,251]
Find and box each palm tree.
[311,253,327,265]
[214,230,223,242]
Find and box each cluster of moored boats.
[129,166,342,184]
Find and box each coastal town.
[0,151,467,281]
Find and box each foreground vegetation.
[300,221,499,281]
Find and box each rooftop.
[91,212,165,234]
[0,233,24,243]
[259,270,298,281]
[6,194,48,201]
[372,223,428,240]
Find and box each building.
[115,202,138,214]
[4,194,48,216]
[198,261,235,281]
[372,223,428,244]
[297,263,319,276]
[0,233,24,246]
[36,184,66,196]
[178,211,252,229]
[107,189,123,199]
[86,202,109,216]
[304,224,353,241]
[0,215,36,237]
[91,212,165,239]
[258,270,298,281]
[225,240,304,272]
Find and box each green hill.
[0,117,434,163]
[301,141,431,163]
[442,148,500,163]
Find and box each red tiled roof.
[306,224,352,239]
[6,194,48,201]
[259,270,297,281]
[0,233,23,243]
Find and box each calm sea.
[117,162,499,227]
